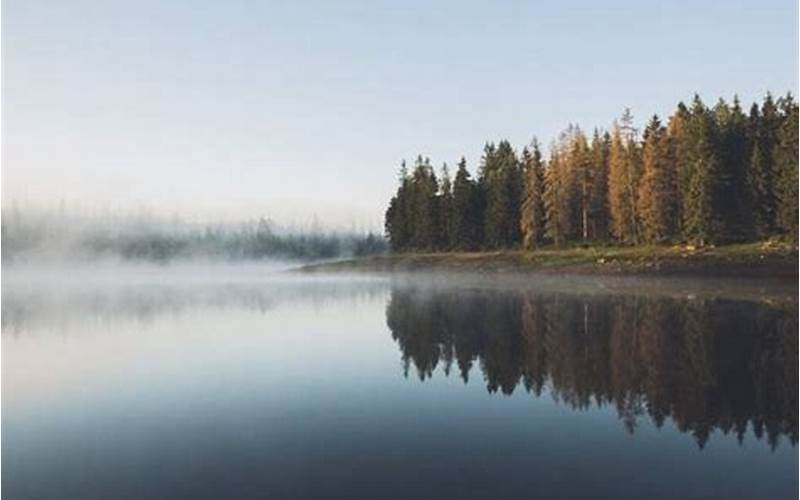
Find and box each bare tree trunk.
[582,176,589,241]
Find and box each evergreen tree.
[774,94,799,238]
[568,127,593,241]
[384,161,411,251]
[409,155,439,250]
[682,96,719,245]
[608,111,641,244]
[481,141,522,248]
[478,142,497,247]
[667,102,691,232]
[746,94,781,236]
[544,148,569,246]
[588,130,611,240]
[437,163,455,250]
[637,115,673,243]
[520,139,546,250]
[452,157,481,250]
[714,97,751,240]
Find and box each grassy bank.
[298,241,798,279]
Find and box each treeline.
[2,213,386,263]
[385,93,799,251]
[81,219,385,262]
[387,288,798,449]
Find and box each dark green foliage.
[774,95,799,239]
[713,97,752,240]
[637,116,674,243]
[480,141,523,248]
[437,164,455,250]
[747,94,782,236]
[409,156,439,250]
[451,158,482,250]
[544,148,568,246]
[520,140,546,249]
[588,130,611,240]
[681,96,720,244]
[384,161,412,251]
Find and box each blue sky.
[3,0,797,228]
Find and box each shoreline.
[296,242,799,280]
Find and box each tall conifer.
[520,140,546,250]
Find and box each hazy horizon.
[3,0,798,228]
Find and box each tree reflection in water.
[386,287,798,449]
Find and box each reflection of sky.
[1,284,390,414]
[3,275,798,500]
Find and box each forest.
[384,93,799,251]
[1,210,386,263]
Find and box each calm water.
[2,267,798,500]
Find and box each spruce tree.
[568,127,592,241]
[667,102,691,232]
[637,115,672,243]
[478,143,498,247]
[682,96,719,245]
[452,158,480,250]
[544,148,568,246]
[385,161,411,251]
[608,115,640,244]
[713,97,750,240]
[410,156,439,250]
[520,139,546,250]
[588,130,610,240]
[384,196,401,251]
[438,163,455,250]
[481,141,521,248]
[774,94,799,239]
[745,98,780,238]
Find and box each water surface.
[3,267,797,499]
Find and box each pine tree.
[438,163,455,250]
[409,155,439,250]
[480,140,522,248]
[452,157,481,250]
[637,115,673,243]
[588,130,610,240]
[384,196,401,250]
[384,161,411,251]
[501,141,524,246]
[608,111,640,244]
[773,94,799,239]
[713,97,751,240]
[746,94,781,235]
[569,128,592,241]
[520,139,546,250]
[544,148,569,246]
[478,143,498,248]
[667,102,691,232]
[682,96,719,245]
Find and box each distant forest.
[1,212,385,262]
[385,93,799,252]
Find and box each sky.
[3,0,798,230]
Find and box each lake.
[2,265,797,499]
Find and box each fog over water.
[1,207,386,264]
